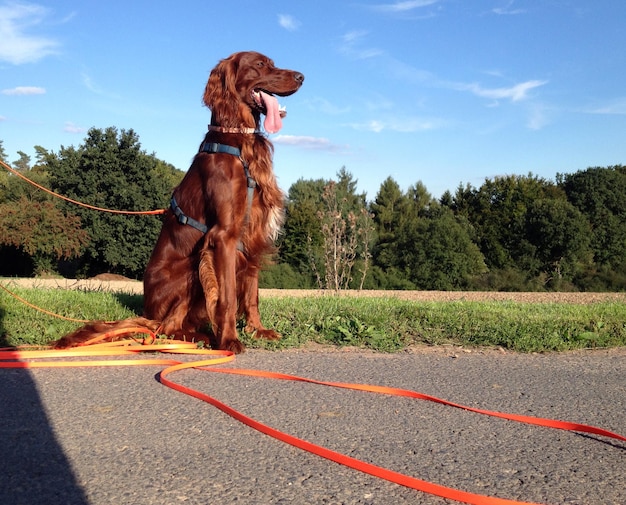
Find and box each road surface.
[1,347,625,504]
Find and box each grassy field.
[1,286,625,352]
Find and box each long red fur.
[54,52,304,353]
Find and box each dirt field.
[4,277,626,304]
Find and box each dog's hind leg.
[199,249,218,325]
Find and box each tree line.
[1,128,624,291]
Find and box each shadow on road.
[0,318,89,504]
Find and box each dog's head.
[203,51,304,133]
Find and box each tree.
[0,140,7,163]
[315,180,374,291]
[446,182,474,216]
[32,145,50,173]
[0,143,86,276]
[559,166,626,270]
[278,177,327,282]
[13,151,31,171]
[0,196,89,275]
[406,180,435,216]
[46,127,183,278]
[369,178,485,290]
[335,166,367,210]
[460,174,564,273]
[525,198,592,287]
[0,141,10,196]
[396,205,486,290]
[0,154,53,203]
[279,170,373,290]
[370,177,408,271]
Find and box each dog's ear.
[203,55,239,111]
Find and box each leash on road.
[1,333,624,505]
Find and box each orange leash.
[196,367,626,442]
[1,336,624,505]
[0,283,93,323]
[0,159,166,215]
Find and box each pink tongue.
[259,90,283,134]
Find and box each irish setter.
[55,51,304,353]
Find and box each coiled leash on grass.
[1,333,624,505]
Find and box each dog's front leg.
[241,267,281,341]
[200,230,245,353]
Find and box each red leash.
[2,338,624,505]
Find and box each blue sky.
[1,1,625,200]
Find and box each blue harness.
[170,141,257,236]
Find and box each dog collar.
[208,125,260,134]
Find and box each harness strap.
[170,196,208,234]
[171,142,257,251]
[242,165,257,227]
[200,141,242,157]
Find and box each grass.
[1,287,625,352]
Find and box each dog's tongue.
[259,90,283,134]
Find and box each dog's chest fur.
[265,203,285,242]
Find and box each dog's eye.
[256,61,265,68]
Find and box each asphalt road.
[1,347,625,505]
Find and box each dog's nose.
[294,72,305,84]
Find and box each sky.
[1,0,625,201]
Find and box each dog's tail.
[53,317,161,349]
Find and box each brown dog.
[55,52,304,353]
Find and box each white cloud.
[339,30,383,60]
[273,135,348,153]
[353,120,385,133]
[81,71,101,93]
[384,57,546,105]
[348,116,444,133]
[587,98,626,115]
[492,1,526,15]
[278,14,300,32]
[459,80,548,103]
[81,70,119,99]
[63,121,85,134]
[1,85,46,95]
[386,57,435,84]
[342,30,368,44]
[0,115,6,121]
[305,96,350,115]
[371,0,440,13]
[365,94,394,111]
[526,103,551,130]
[0,3,59,64]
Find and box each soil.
[3,278,626,304]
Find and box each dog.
[55,51,304,353]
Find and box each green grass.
[1,287,625,352]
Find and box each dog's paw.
[252,328,282,341]
[222,338,246,354]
